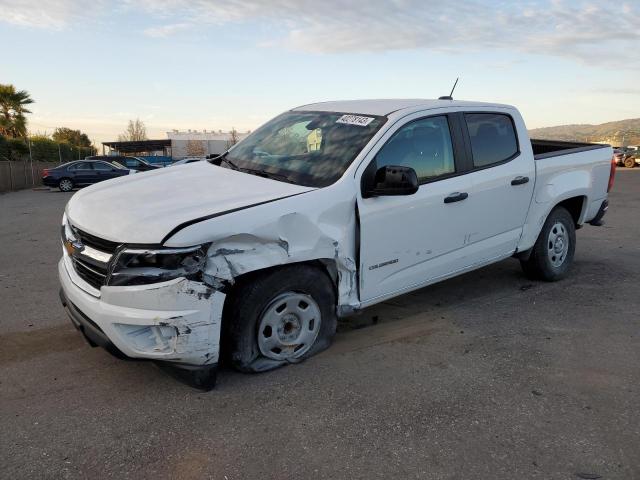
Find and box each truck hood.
[65,162,314,244]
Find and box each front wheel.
[58,178,74,192]
[520,206,576,281]
[624,156,636,168]
[225,265,337,373]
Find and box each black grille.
[74,228,120,254]
[72,257,108,290]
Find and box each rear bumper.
[42,177,58,187]
[588,199,608,226]
[58,256,226,369]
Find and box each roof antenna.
[439,77,459,100]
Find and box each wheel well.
[223,260,339,299]
[219,260,339,346]
[556,196,585,226]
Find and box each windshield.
[111,161,126,169]
[221,111,386,187]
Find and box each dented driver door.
[356,112,474,304]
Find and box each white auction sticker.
[336,114,375,127]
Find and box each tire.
[624,156,636,168]
[58,178,74,192]
[520,206,576,281]
[225,264,337,373]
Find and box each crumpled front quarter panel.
[165,183,360,311]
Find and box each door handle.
[444,192,469,204]
[511,176,529,186]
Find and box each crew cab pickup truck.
[58,99,615,389]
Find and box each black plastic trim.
[444,192,469,203]
[160,191,310,245]
[532,140,610,160]
[588,199,608,226]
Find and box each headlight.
[108,246,207,286]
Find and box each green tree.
[118,118,147,142]
[0,84,34,138]
[52,127,92,147]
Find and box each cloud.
[2,0,638,66]
[127,0,640,67]
[143,22,190,38]
[0,0,104,29]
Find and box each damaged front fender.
[194,197,361,314]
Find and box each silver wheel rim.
[547,221,569,268]
[257,292,321,361]
[60,180,72,191]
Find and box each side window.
[375,116,455,182]
[68,162,90,170]
[93,162,113,171]
[465,113,518,167]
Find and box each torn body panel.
[59,256,225,365]
[164,184,362,315]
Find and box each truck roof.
[292,99,514,117]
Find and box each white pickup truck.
[59,99,615,388]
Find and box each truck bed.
[531,139,610,160]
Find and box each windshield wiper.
[208,152,240,170]
[241,168,297,184]
[220,156,240,170]
[209,153,296,184]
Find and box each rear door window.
[68,162,92,170]
[465,113,518,168]
[93,162,114,171]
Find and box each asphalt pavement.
[1,170,639,479]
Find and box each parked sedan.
[86,155,161,172]
[42,160,132,192]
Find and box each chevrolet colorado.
[58,99,615,389]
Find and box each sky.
[1,0,638,145]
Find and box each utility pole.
[58,143,62,164]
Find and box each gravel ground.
[1,170,639,479]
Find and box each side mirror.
[362,164,419,198]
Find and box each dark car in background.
[42,160,131,192]
[86,155,161,172]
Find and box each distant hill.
[529,118,640,147]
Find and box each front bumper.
[58,257,225,368]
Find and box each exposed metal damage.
[200,201,360,316]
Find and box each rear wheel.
[225,265,337,373]
[58,178,74,192]
[520,206,576,281]
[624,156,636,168]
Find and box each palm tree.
[0,84,34,138]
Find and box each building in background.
[102,129,250,164]
[167,130,250,160]
[101,139,172,166]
